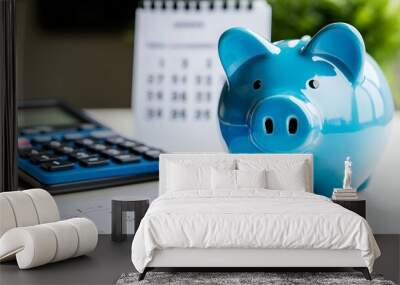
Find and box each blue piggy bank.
[218,23,394,197]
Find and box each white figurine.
[343,156,352,189]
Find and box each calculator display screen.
[18,106,84,128]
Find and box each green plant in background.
[268,0,400,108]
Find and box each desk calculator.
[17,100,162,194]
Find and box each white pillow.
[266,164,307,191]
[167,163,211,191]
[236,169,267,189]
[237,158,310,192]
[211,169,268,190]
[211,168,236,190]
[166,159,236,192]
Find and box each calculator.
[17,100,162,194]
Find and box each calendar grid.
[132,0,271,151]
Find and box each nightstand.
[333,199,366,218]
[111,197,150,242]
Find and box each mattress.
[131,190,380,273]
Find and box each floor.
[0,236,134,285]
[374,234,400,283]
[0,235,398,285]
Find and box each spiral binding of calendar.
[138,0,256,10]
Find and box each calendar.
[132,0,271,152]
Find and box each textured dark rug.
[116,272,396,285]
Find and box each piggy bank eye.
[253,80,262,90]
[308,79,319,89]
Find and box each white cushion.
[0,190,60,237]
[237,159,310,192]
[236,170,267,189]
[66,218,98,257]
[23,189,60,224]
[211,169,267,190]
[0,189,98,269]
[211,168,236,190]
[1,192,39,227]
[0,218,97,269]
[0,196,17,237]
[0,225,57,268]
[43,220,79,262]
[167,163,211,191]
[266,163,308,191]
[166,159,236,192]
[160,154,313,195]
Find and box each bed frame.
[139,154,371,281]
[139,248,371,280]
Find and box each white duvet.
[131,190,380,273]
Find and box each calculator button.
[113,154,141,164]
[63,133,86,141]
[88,143,107,152]
[90,130,117,139]
[31,135,52,144]
[19,148,44,158]
[118,140,139,149]
[44,140,63,149]
[143,149,163,160]
[130,145,150,154]
[75,138,95,147]
[69,150,97,160]
[41,160,74,171]
[30,154,59,164]
[106,136,125,145]
[18,138,32,148]
[57,145,75,155]
[79,123,97,131]
[80,157,109,167]
[101,148,122,157]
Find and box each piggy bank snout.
[250,96,321,152]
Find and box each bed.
[131,153,380,280]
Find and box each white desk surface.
[54,109,159,234]
[86,109,135,139]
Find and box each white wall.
[359,112,400,234]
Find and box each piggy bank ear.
[302,23,365,84]
[218,27,280,81]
